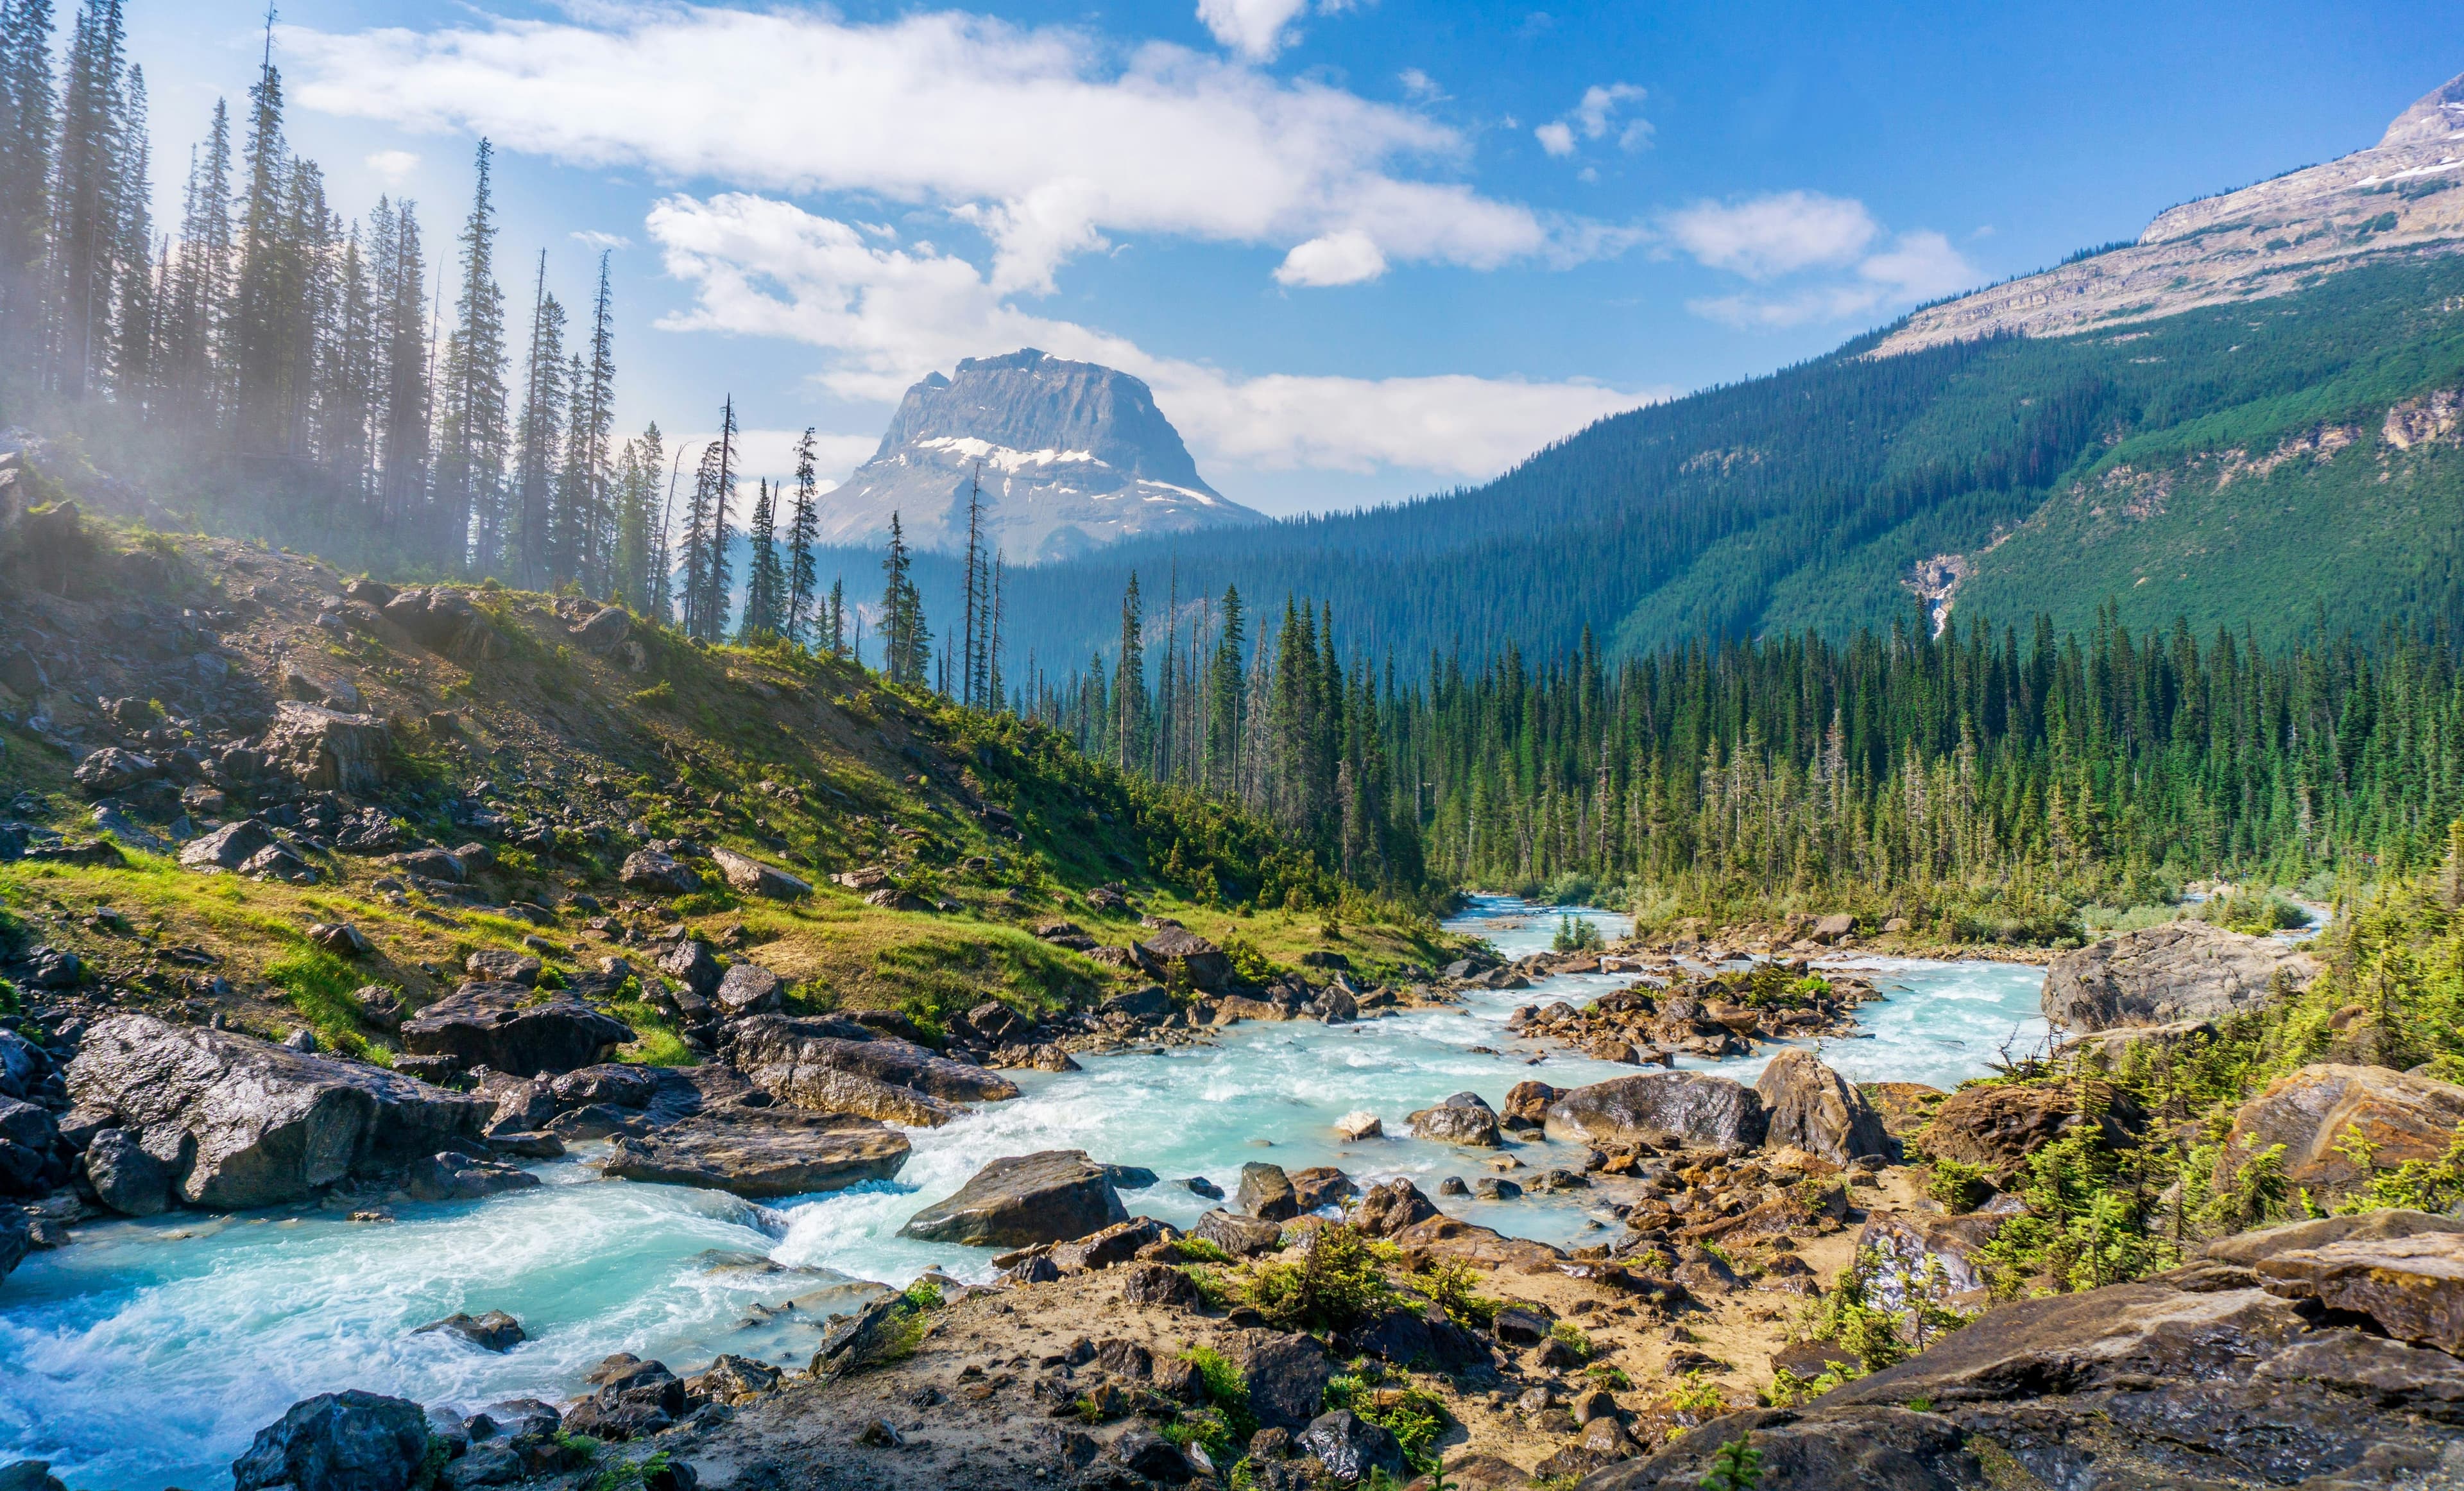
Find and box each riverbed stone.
[414,1310,527,1352]
[724,1016,1019,1126]
[1231,1330,1334,1433]
[898,1149,1127,1247]
[2212,1062,2464,1208]
[1297,1410,1406,1484]
[599,1110,911,1198]
[1194,1208,1286,1256]
[2044,920,2317,1031]
[1236,1161,1300,1220]
[81,1126,171,1216]
[1756,1050,1890,1165]
[1410,1092,1504,1147]
[404,1151,542,1202]
[65,1014,491,1210]
[230,1390,434,1491]
[1542,1071,1767,1150]
[400,985,634,1078]
[1349,1177,1440,1237]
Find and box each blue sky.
[129,0,2459,515]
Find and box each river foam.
[1,897,2046,1488]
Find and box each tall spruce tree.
[509,250,565,584]
[435,139,508,569]
[739,476,783,642]
[50,0,128,398]
[0,0,56,352]
[784,427,819,648]
[567,252,615,591]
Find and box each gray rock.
[464,948,542,986]
[1543,1071,1768,1150]
[1297,1410,1406,1484]
[2044,921,2317,1032]
[1100,985,1174,1022]
[1192,1208,1285,1257]
[82,1127,171,1216]
[0,1029,42,1101]
[708,845,811,899]
[1408,1092,1503,1147]
[2213,1063,2464,1211]
[65,1014,490,1210]
[230,1390,434,1491]
[0,1212,28,1286]
[658,938,724,999]
[73,747,159,794]
[1135,927,1233,990]
[548,1064,657,1109]
[260,701,391,795]
[725,1015,1018,1127]
[620,850,703,896]
[414,1309,527,1352]
[898,1149,1126,1247]
[1756,1050,1890,1164]
[404,1151,542,1202]
[401,984,634,1077]
[1236,1161,1299,1220]
[600,1110,911,1198]
[180,818,273,870]
[714,961,785,1017]
[1229,1330,1333,1433]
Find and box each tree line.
[0,1,676,605]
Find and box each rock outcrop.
[230,1391,434,1491]
[64,1014,490,1210]
[1408,1092,1503,1147]
[2212,1062,2464,1208]
[599,1110,911,1198]
[400,984,633,1077]
[259,702,391,795]
[1593,1215,2464,1487]
[708,845,812,899]
[724,1015,1020,1127]
[898,1150,1127,1246]
[1543,1071,1768,1150]
[1919,1079,2138,1182]
[1754,1051,1889,1165]
[2043,921,2316,1031]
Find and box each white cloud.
[1685,228,1976,329]
[1664,191,1878,279]
[1197,0,1310,61]
[646,193,1654,478]
[1398,67,1444,101]
[1274,229,1387,286]
[287,6,1591,295]
[570,229,631,250]
[1538,82,1648,158]
[364,148,418,182]
[670,427,878,490]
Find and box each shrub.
[1412,1255,1500,1329]
[1180,1347,1258,1444]
[1245,1223,1396,1334]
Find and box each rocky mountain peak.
[2379,69,2464,149]
[818,350,1265,562]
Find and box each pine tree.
[50,0,129,398]
[740,476,784,642]
[826,577,846,659]
[612,420,662,614]
[960,460,985,707]
[104,62,151,408]
[1114,572,1145,770]
[881,512,930,686]
[434,138,509,569]
[373,195,430,531]
[0,0,58,351]
[690,395,738,640]
[784,426,820,648]
[225,19,294,445]
[509,251,566,584]
[567,252,615,590]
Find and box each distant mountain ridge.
[1875,71,2464,354]
[817,350,1265,562]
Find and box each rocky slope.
[1874,71,2464,356]
[815,350,1266,562]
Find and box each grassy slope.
[0,525,1467,1059]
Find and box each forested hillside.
[909,253,2464,675]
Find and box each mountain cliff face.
[816,350,1266,562]
[1874,71,2464,355]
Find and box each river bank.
[0,898,2048,1488]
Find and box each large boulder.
[1297,1411,1407,1484]
[381,587,484,651]
[400,985,634,1078]
[180,818,275,871]
[65,1015,490,1211]
[2212,1062,2464,1208]
[714,961,785,1018]
[897,1150,1126,1247]
[82,1126,173,1216]
[599,1110,911,1198]
[724,1015,1019,1128]
[1543,1071,1767,1150]
[1409,1092,1503,1147]
[1756,1051,1890,1164]
[73,747,160,795]
[2255,1226,2464,1352]
[0,1210,29,1285]
[1134,927,1233,991]
[1228,1329,1333,1433]
[1349,1177,1441,1238]
[2043,921,2316,1032]
[1919,1079,2138,1182]
[260,702,391,795]
[1236,1161,1299,1221]
[230,1391,434,1491]
[708,845,812,899]
[620,850,703,896]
